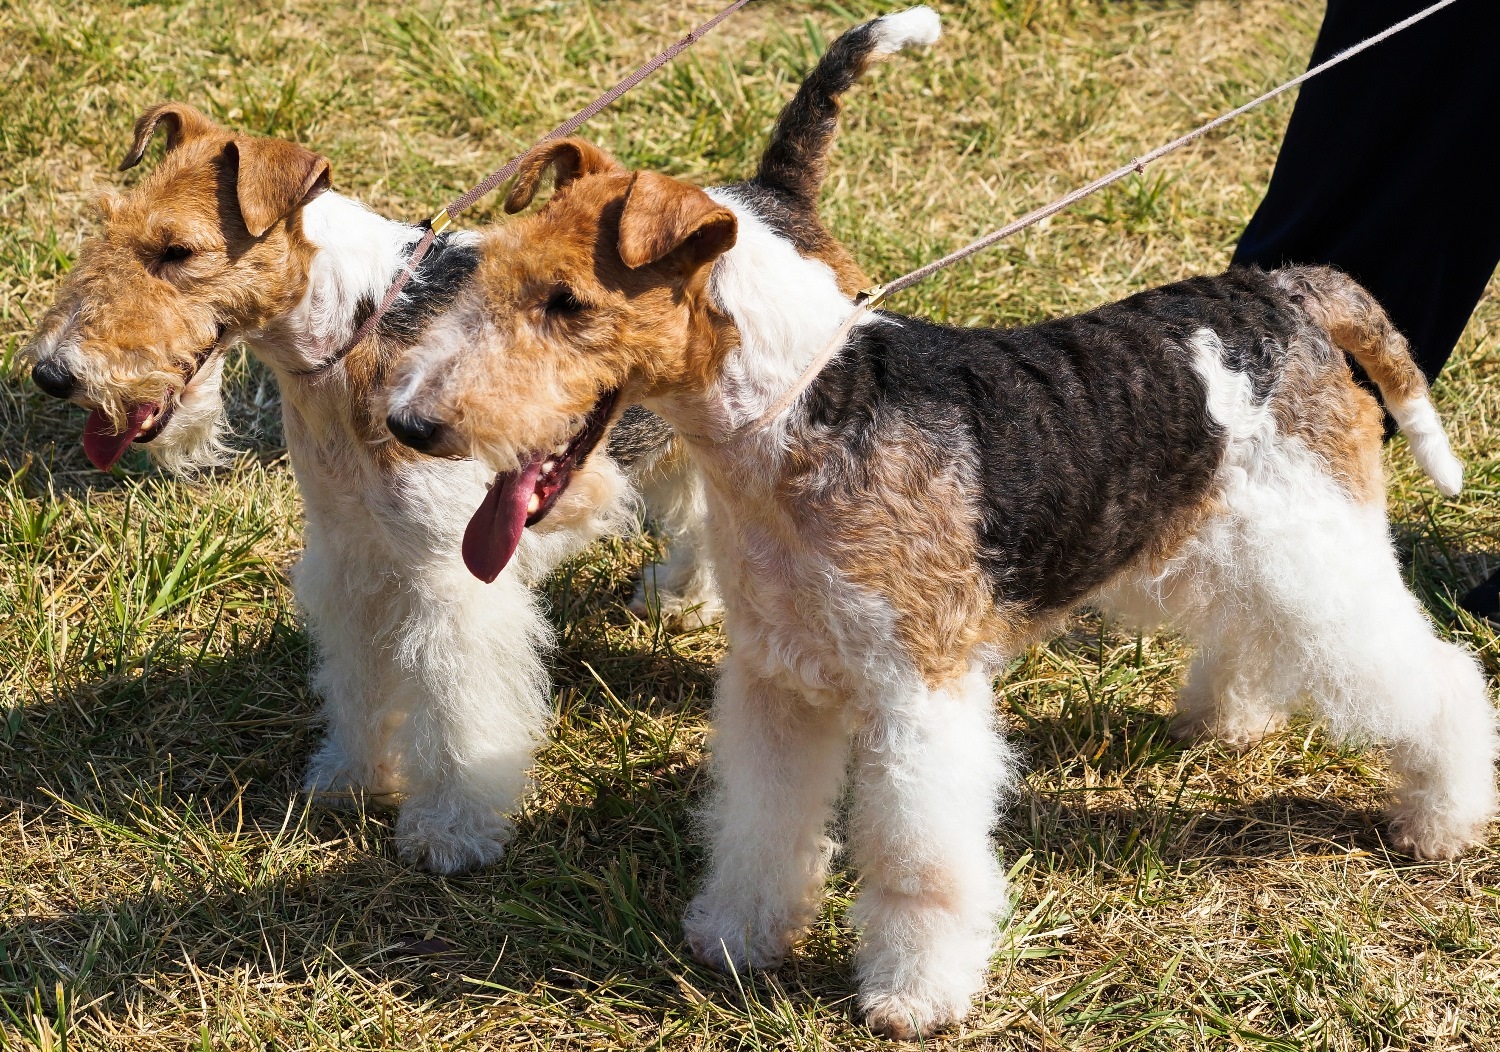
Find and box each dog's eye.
[544,288,585,316]
[160,244,194,266]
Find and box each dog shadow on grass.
[2,564,731,1036]
[6,530,1483,1039]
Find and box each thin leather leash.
[296,0,757,377]
[723,0,1465,441]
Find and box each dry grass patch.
[2,0,1498,1048]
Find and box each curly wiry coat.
[380,5,1495,1039]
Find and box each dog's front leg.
[295,543,406,800]
[847,665,1016,1040]
[386,565,555,874]
[685,655,848,971]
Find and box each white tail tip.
[872,6,942,53]
[1391,398,1463,497]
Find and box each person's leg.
[1234,0,1500,613]
[1234,0,1500,380]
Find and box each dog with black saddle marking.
[381,5,1497,1033]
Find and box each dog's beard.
[140,354,232,475]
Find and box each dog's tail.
[754,6,941,205]
[1280,265,1463,496]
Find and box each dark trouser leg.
[1233,0,1500,613]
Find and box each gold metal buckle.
[855,283,888,309]
[429,207,453,234]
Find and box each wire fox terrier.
[382,8,1497,1034]
[23,19,887,873]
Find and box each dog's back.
[800,265,1457,614]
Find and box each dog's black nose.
[386,410,445,452]
[32,357,77,399]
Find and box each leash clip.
[429,207,454,234]
[855,284,887,309]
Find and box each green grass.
[3,0,1500,1048]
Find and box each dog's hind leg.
[630,439,722,628]
[846,665,1015,1040]
[1169,470,1497,859]
[1170,647,1290,749]
[685,655,848,972]
[1096,578,1290,750]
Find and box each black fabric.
[1232,0,1500,382]
[802,269,1311,615]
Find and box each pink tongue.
[83,404,158,471]
[462,456,544,583]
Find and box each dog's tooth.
[526,493,541,515]
[542,459,557,474]
[553,443,569,456]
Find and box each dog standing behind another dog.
[382,11,1496,1036]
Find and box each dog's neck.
[243,191,423,375]
[648,188,859,460]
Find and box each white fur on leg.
[1169,648,1289,750]
[1385,642,1500,859]
[292,454,559,875]
[684,656,849,971]
[387,558,554,874]
[1116,336,1500,861]
[294,537,407,800]
[848,666,1015,1040]
[630,447,722,627]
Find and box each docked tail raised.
[1282,265,1463,496]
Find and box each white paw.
[1386,801,1492,860]
[683,893,794,972]
[395,799,514,874]
[861,988,969,1041]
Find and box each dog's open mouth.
[462,389,620,583]
[82,334,222,471]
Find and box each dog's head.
[384,138,739,581]
[26,102,330,472]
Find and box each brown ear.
[119,103,218,171]
[617,171,737,271]
[503,138,619,214]
[229,137,331,238]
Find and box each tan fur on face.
[404,141,740,473]
[28,103,326,432]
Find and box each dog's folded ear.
[228,137,332,238]
[504,138,619,214]
[617,171,737,272]
[119,102,219,171]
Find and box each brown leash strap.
[726,0,1465,440]
[299,0,757,377]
